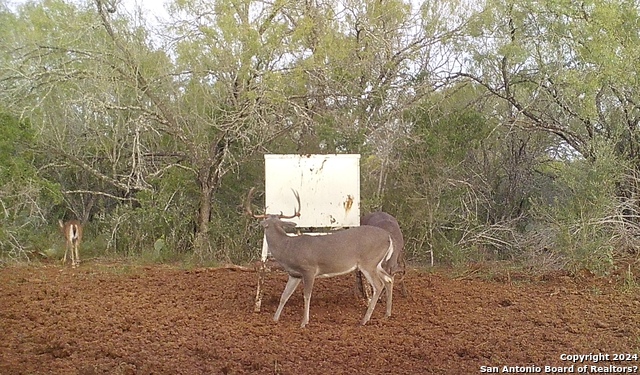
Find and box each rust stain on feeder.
[343,195,354,213]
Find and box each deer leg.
[70,242,75,267]
[274,276,301,323]
[62,243,69,266]
[401,278,410,299]
[364,280,373,303]
[398,256,409,298]
[383,273,394,318]
[354,271,373,305]
[75,241,80,266]
[254,261,266,312]
[72,242,79,268]
[354,271,364,298]
[70,244,74,265]
[300,275,316,328]
[404,275,412,300]
[359,269,385,325]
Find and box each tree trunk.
[192,137,226,261]
[193,183,214,260]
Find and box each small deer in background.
[59,219,83,268]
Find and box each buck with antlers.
[59,219,83,268]
[246,188,395,328]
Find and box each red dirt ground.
[1,263,639,375]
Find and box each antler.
[278,190,301,219]
[244,188,301,219]
[245,187,269,219]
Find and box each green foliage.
[447,0,640,273]
[411,106,489,163]
[383,86,503,266]
[530,143,626,274]
[0,113,34,182]
[103,167,198,258]
[203,159,270,263]
[97,160,266,264]
[2,0,640,277]
[0,110,62,260]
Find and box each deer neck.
[264,224,295,258]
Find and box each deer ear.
[282,221,297,230]
[260,220,269,228]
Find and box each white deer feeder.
[253,154,361,312]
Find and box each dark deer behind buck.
[361,212,405,275]
[359,212,407,297]
[246,188,395,328]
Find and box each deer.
[245,188,395,328]
[361,212,405,276]
[358,212,408,297]
[59,219,83,268]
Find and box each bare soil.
[1,262,639,374]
